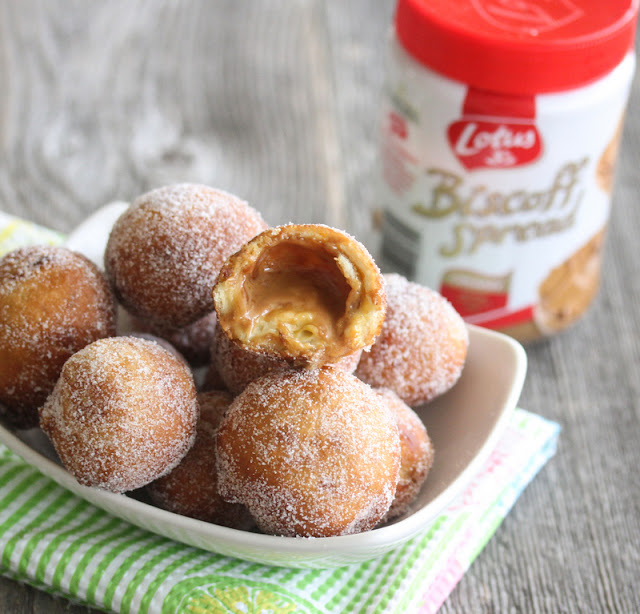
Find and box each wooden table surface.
[1,2,639,612]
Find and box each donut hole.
[243,240,354,352]
[213,224,386,367]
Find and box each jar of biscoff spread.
[378,0,638,342]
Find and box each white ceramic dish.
[0,203,527,568]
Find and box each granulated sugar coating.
[0,246,117,428]
[104,184,268,329]
[216,367,401,537]
[39,336,198,493]
[356,274,469,407]
[127,332,188,365]
[146,390,254,529]
[211,324,363,395]
[375,388,434,521]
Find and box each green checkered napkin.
[0,409,558,614]
[0,213,560,613]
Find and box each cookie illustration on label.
[535,228,606,334]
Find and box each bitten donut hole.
[213,223,386,367]
[243,240,353,351]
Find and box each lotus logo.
[447,119,542,170]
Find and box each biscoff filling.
[243,242,351,346]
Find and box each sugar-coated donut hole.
[105,183,267,329]
[215,367,401,537]
[39,336,198,493]
[355,273,468,407]
[0,245,117,428]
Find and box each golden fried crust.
[356,274,468,406]
[146,391,255,529]
[213,224,386,368]
[0,246,117,428]
[375,388,434,522]
[216,367,400,537]
[39,337,198,493]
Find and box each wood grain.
[0,1,639,612]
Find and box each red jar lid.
[395,0,638,95]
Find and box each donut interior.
[241,239,356,355]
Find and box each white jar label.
[378,45,634,340]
